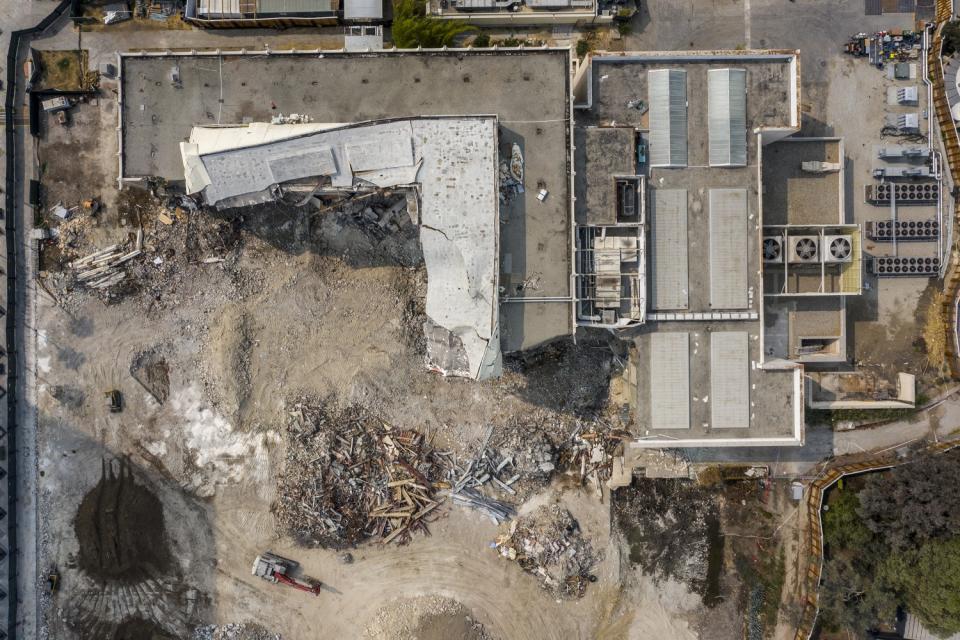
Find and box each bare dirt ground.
[30,75,682,640]
[613,476,799,640]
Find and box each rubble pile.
[450,426,523,497]
[193,623,281,640]
[53,210,98,251]
[450,487,516,524]
[440,422,554,522]
[45,182,241,306]
[560,423,630,488]
[494,505,597,598]
[330,193,415,238]
[483,419,559,490]
[69,232,143,290]
[275,400,447,548]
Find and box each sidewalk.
[832,385,960,456]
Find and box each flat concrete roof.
[646,170,761,314]
[574,126,636,226]
[627,322,797,442]
[576,55,796,316]
[764,296,846,362]
[579,53,797,133]
[762,138,843,226]
[119,50,573,353]
[578,52,803,444]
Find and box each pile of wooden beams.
[70,231,143,289]
[275,401,448,548]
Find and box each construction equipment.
[252,552,322,596]
[105,389,122,413]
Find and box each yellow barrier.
[928,19,960,379]
[937,0,952,23]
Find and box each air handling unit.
[762,236,784,263]
[788,236,820,263]
[824,235,853,263]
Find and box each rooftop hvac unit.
[873,166,931,179]
[897,86,919,104]
[800,160,841,174]
[877,145,929,160]
[788,236,820,263]
[824,235,853,263]
[762,236,784,263]
[885,112,920,131]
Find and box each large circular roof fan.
[763,238,782,261]
[829,237,852,261]
[794,237,818,261]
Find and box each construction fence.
[791,439,960,640]
[929,1,960,377]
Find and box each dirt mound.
[364,596,493,640]
[131,350,171,404]
[111,617,176,640]
[504,335,621,417]
[614,479,721,602]
[74,459,172,582]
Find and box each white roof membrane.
[648,69,688,167]
[708,188,749,309]
[650,189,689,310]
[708,68,747,167]
[710,331,750,429]
[650,332,690,430]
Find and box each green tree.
[824,489,873,551]
[894,538,960,637]
[819,545,900,633]
[392,0,473,49]
[575,37,592,59]
[472,33,491,47]
[858,452,960,551]
[943,21,960,57]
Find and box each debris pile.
[275,400,447,547]
[479,419,559,491]
[69,231,143,290]
[498,143,525,205]
[52,211,98,251]
[271,112,312,125]
[450,487,516,524]
[560,423,629,489]
[494,505,597,598]
[312,191,416,238]
[440,423,553,522]
[449,426,523,497]
[193,623,281,640]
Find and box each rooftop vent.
[788,236,820,263]
[824,235,853,263]
[762,236,783,263]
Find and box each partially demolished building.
[118,47,872,448]
[180,117,502,379]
